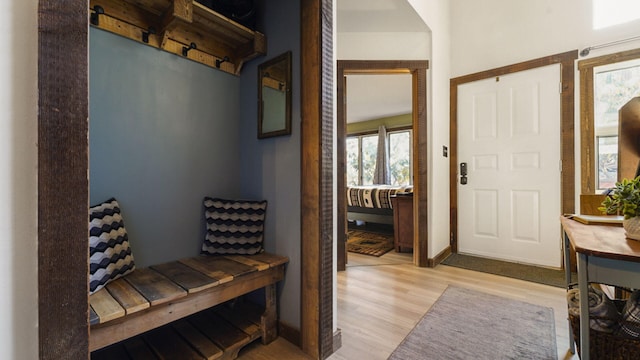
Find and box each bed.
[347,184,413,224]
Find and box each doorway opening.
[337,60,429,271]
[342,73,414,266]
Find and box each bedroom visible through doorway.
[337,60,429,271]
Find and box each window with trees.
[346,129,412,186]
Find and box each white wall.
[408,0,452,260]
[337,32,431,60]
[337,0,453,261]
[450,0,640,77]
[0,1,38,359]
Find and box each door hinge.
[559,82,563,94]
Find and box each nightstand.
[391,193,413,252]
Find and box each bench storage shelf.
[89,252,288,359]
[89,0,266,75]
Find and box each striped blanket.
[347,185,413,209]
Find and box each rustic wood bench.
[89,252,288,359]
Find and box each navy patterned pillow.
[89,198,135,294]
[202,197,267,255]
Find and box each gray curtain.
[373,125,390,184]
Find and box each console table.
[560,216,640,359]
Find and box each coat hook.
[182,42,197,56]
[216,56,230,68]
[142,27,156,44]
[90,5,104,26]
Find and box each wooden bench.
[89,252,288,359]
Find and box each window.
[593,59,640,190]
[388,130,412,185]
[597,136,618,189]
[346,129,412,186]
[579,48,640,194]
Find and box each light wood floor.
[238,251,578,359]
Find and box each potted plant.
[599,176,640,240]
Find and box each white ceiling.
[336,0,428,123]
[345,74,413,123]
[336,0,429,33]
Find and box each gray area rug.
[388,286,557,360]
[442,253,574,288]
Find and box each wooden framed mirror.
[258,51,292,139]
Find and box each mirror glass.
[258,51,291,138]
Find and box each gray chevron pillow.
[89,198,135,294]
[202,197,267,255]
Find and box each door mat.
[442,253,575,288]
[347,230,394,257]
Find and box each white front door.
[457,64,561,268]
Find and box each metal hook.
[216,56,230,68]
[90,5,104,26]
[182,42,197,57]
[142,27,156,44]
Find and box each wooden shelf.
[91,301,266,360]
[89,0,266,75]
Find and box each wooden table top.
[561,216,640,262]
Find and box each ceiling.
[344,74,413,123]
[336,0,429,33]
[336,0,429,123]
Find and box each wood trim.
[300,0,321,355]
[577,48,640,71]
[278,321,302,348]
[337,62,347,272]
[332,329,342,354]
[449,78,459,253]
[347,125,413,138]
[413,67,429,267]
[319,0,334,357]
[336,60,429,269]
[38,1,90,359]
[449,50,578,258]
[428,246,452,267]
[578,48,640,194]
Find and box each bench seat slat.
[105,278,150,315]
[151,261,219,294]
[124,268,187,306]
[89,307,100,326]
[223,255,270,271]
[172,319,224,360]
[179,256,255,283]
[90,287,126,324]
[143,326,205,360]
[246,253,289,268]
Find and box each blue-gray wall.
[240,0,302,330]
[89,28,242,267]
